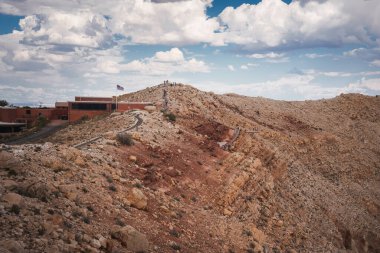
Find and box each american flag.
[116,84,124,91]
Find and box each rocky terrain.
[0,83,379,253]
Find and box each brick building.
[67,101,152,122]
[0,107,68,126]
[0,97,154,133]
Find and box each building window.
[71,103,107,110]
[26,110,31,115]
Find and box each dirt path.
[73,113,143,149]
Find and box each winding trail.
[73,113,143,149]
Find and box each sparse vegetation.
[169,229,180,238]
[80,115,89,122]
[36,115,48,128]
[72,210,82,218]
[109,185,117,192]
[38,226,46,236]
[104,173,114,183]
[115,218,126,226]
[170,242,181,251]
[133,182,143,188]
[116,132,134,146]
[10,204,21,214]
[82,216,91,224]
[0,86,379,253]
[165,112,176,122]
[243,229,252,236]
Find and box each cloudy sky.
[0,0,379,105]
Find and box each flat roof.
[0,121,27,127]
[68,101,153,104]
[55,102,68,107]
[0,107,16,109]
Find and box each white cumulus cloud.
[122,48,210,75]
[247,52,285,59]
[218,0,380,50]
[228,65,235,71]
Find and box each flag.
[116,84,124,91]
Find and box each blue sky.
[0,0,379,105]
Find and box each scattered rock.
[90,239,101,249]
[165,167,182,177]
[111,225,149,252]
[58,184,78,201]
[0,151,17,169]
[250,241,263,253]
[251,226,266,244]
[223,208,233,216]
[144,105,156,113]
[97,236,107,248]
[252,158,262,169]
[41,158,64,171]
[74,156,86,167]
[129,155,137,162]
[2,193,24,208]
[126,188,147,210]
[110,112,122,117]
[0,239,25,253]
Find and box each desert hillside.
[1,83,379,253]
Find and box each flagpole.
[115,85,124,112]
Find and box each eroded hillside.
[1,84,379,253]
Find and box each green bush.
[36,115,48,128]
[10,204,20,214]
[116,132,134,146]
[0,100,8,106]
[80,115,89,121]
[165,112,176,122]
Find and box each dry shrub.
[116,133,134,146]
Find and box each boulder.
[0,151,17,169]
[2,193,24,208]
[90,239,101,249]
[253,158,262,169]
[111,225,149,252]
[110,112,122,117]
[223,208,232,216]
[61,147,81,161]
[58,184,78,201]
[74,156,86,167]
[126,188,147,210]
[131,132,141,141]
[41,158,64,171]
[251,226,266,244]
[144,106,156,113]
[165,167,181,177]
[129,155,137,162]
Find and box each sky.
[0,0,379,105]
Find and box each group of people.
[163,80,178,86]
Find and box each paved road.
[6,122,68,145]
[5,113,142,147]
